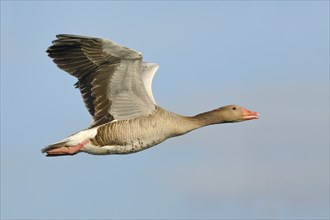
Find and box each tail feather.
[41,141,72,156]
[42,128,97,156]
[41,141,67,153]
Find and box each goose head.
[216,105,259,123]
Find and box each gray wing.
[47,34,156,127]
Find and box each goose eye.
[232,107,237,110]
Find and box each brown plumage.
[42,34,259,156]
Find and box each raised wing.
[141,63,159,104]
[47,34,156,127]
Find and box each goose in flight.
[42,34,259,156]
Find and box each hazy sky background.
[1,1,329,219]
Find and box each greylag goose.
[42,34,259,156]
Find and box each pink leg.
[46,140,90,156]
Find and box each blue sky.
[1,1,329,219]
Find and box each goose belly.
[106,138,166,154]
[83,120,174,155]
[83,133,168,155]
